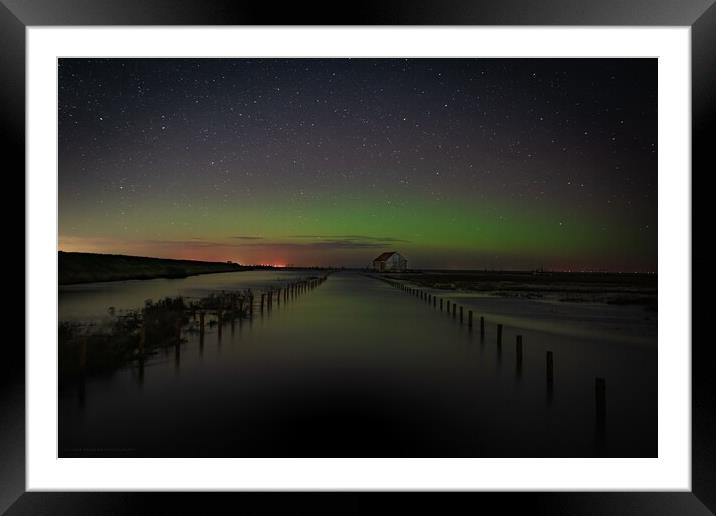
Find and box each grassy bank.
[59,251,256,285]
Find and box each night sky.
[58,58,657,271]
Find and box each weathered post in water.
[459,306,464,324]
[595,377,606,428]
[546,351,554,385]
[440,299,443,311]
[139,318,146,356]
[199,311,205,348]
[79,335,88,371]
[260,293,265,312]
[174,337,181,368]
[452,303,456,319]
[497,324,503,345]
[516,335,523,359]
[468,310,473,329]
[480,316,485,337]
[516,335,523,372]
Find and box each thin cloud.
[235,238,402,251]
[291,234,410,243]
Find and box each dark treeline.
[58,251,271,284]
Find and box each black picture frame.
[2,1,709,514]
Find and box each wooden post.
[468,310,473,329]
[459,306,464,323]
[546,351,554,384]
[497,324,503,345]
[277,288,281,305]
[480,316,485,337]
[139,318,146,355]
[452,303,456,318]
[516,335,523,365]
[446,300,450,312]
[199,311,205,348]
[595,377,606,427]
[440,299,443,311]
[217,311,223,339]
[79,336,88,371]
[175,337,181,368]
[260,293,265,312]
[433,296,436,308]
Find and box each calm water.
[59,271,657,457]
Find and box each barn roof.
[373,251,397,262]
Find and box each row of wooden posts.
[257,274,328,313]
[193,275,329,345]
[384,279,607,429]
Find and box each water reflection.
[595,377,607,455]
[59,271,656,458]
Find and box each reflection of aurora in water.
[59,271,656,458]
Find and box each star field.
[58,58,657,271]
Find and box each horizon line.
[57,250,657,274]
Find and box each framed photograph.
[4,1,709,514]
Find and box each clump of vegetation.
[59,293,254,386]
[59,315,142,385]
[193,290,252,314]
